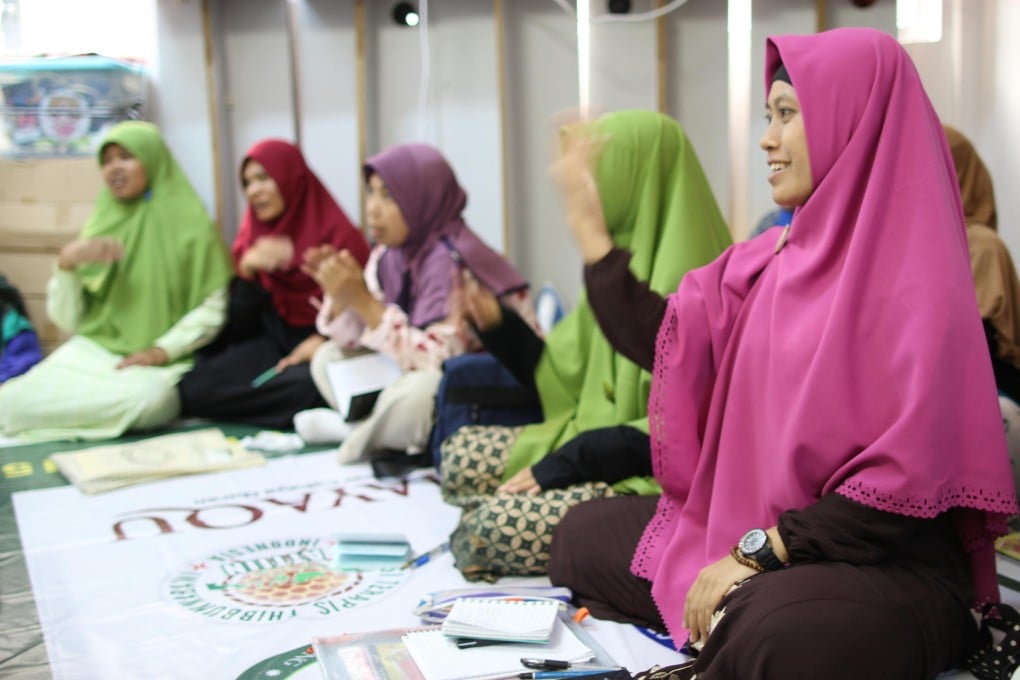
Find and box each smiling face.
[101,143,148,201]
[760,80,814,209]
[364,173,410,247]
[242,159,286,223]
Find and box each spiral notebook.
[403,620,593,680]
[440,598,559,643]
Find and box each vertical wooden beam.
[200,0,224,231]
[494,0,511,254]
[284,0,303,146]
[816,0,828,33]
[657,0,668,113]
[355,0,367,226]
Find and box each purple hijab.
[633,28,1018,643]
[365,144,528,328]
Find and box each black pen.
[455,637,507,649]
[520,658,614,671]
[517,671,616,679]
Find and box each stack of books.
[331,533,412,571]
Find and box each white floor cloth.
[13,452,685,679]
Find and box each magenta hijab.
[633,28,1018,643]
[366,144,527,327]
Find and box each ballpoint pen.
[517,671,616,679]
[455,637,508,649]
[401,541,450,570]
[520,658,618,671]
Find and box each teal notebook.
[332,533,411,571]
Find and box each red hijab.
[232,140,370,327]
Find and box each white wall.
[293,0,360,228]
[156,0,996,310]
[153,0,216,223]
[501,1,581,306]
[364,0,504,254]
[665,0,730,227]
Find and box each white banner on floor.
[14,452,685,679]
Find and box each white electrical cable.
[417,0,431,141]
[591,0,691,23]
[548,0,691,24]
[551,0,575,14]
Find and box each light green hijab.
[504,110,732,493]
[75,122,233,357]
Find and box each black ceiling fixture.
[608,0,632,14]
[392,2,420,27]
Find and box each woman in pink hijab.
[547,28,1018,679]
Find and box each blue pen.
[401,541,450,570]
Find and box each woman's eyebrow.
[768,93,796,108]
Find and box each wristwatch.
[738,528,785,571]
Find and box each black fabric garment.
[550,494,978,679]
[475,304,545,396]
[177,276,327,429]
[549,495,664,629]
[558,249,979,678]
[583,248,666,372]
[531,425,652,490]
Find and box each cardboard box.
[0,252,56,295]
[0,55,147,158]
[0,157,101,203]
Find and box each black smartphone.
[369,450,430,479]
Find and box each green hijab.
[504,110,732,493]
[75,122,234,356]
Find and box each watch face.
[740,528,767,556]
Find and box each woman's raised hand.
[549,118,614,264]
[57,237,124,270]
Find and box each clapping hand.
[307,249,369,312]
[302,243,339,277]
[243,235,294,275]
[58,237,124,270]
[449,268,503,331]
